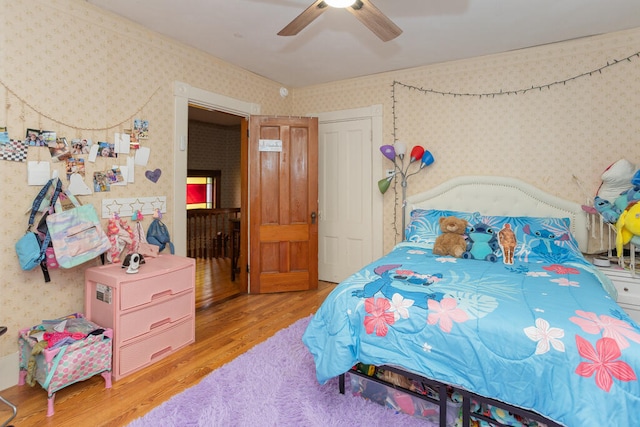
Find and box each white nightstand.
[596,265,640,323]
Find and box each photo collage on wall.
[2,118,152,195]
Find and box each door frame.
[310,104,385,264]
[173,81,260,292]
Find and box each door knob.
[311,211,317,224]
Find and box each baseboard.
[0,351,19,391]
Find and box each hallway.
[194,257,242,310]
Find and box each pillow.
[475,214,582,263]
[597,158,636,203]
[405,209,480,247]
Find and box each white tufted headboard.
[405,176,589,253]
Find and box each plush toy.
[594,195,623,224]
[615,201,640,259]
[613,185,640,212]
[432,216,468,258]
[588,186,640,226]
[586,175,640,265]
[463,223,499,262]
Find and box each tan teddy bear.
[432,216,468,258]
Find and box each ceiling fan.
[278,0,402,42]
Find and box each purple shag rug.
[127,315,427,427]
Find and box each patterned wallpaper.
[293,30,640,248]
[0,0,639,368]
[187,121,241,209]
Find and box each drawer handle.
[150,347,173,360]
[150,318,171,330]
[150,290,172,300]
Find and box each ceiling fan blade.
[278,0,328,36]
[347,0,402,42]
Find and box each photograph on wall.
[97,141,117,158]
[106,166,124,184]
[66,157,86,180]
[133,118,149,140]
[126,128,140,150]
[41,131,56,147]
[93,171,111,192]
[0,127,8,143]
[25,128,50,147]
[70,138,92,155]
[48,137,72,162]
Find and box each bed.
[303,176,640,427]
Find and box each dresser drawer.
[120,266,193,310]
[613,281,640,307]
[119,291,193,343]
[118,318,194,378]
[599,267,640,308]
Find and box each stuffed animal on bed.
[432,216,468,258]
[463,223,499,262]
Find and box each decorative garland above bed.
[387,50,640,242]
[392,51,640,99]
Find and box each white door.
[318,117,377,282]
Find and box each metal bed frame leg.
[462,395,471,427]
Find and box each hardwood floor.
[194,257,244,309]
[1,257,336,427]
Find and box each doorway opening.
[187,105,243,309]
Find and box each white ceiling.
[86,0,640,89]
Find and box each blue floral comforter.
[303,242,640,426]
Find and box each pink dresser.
[84,254,195,380]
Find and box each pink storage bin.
[17,313,112,416]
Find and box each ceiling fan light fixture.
[278,0,401,42]
[324,0,356,8]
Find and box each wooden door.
[249,116,318,293]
